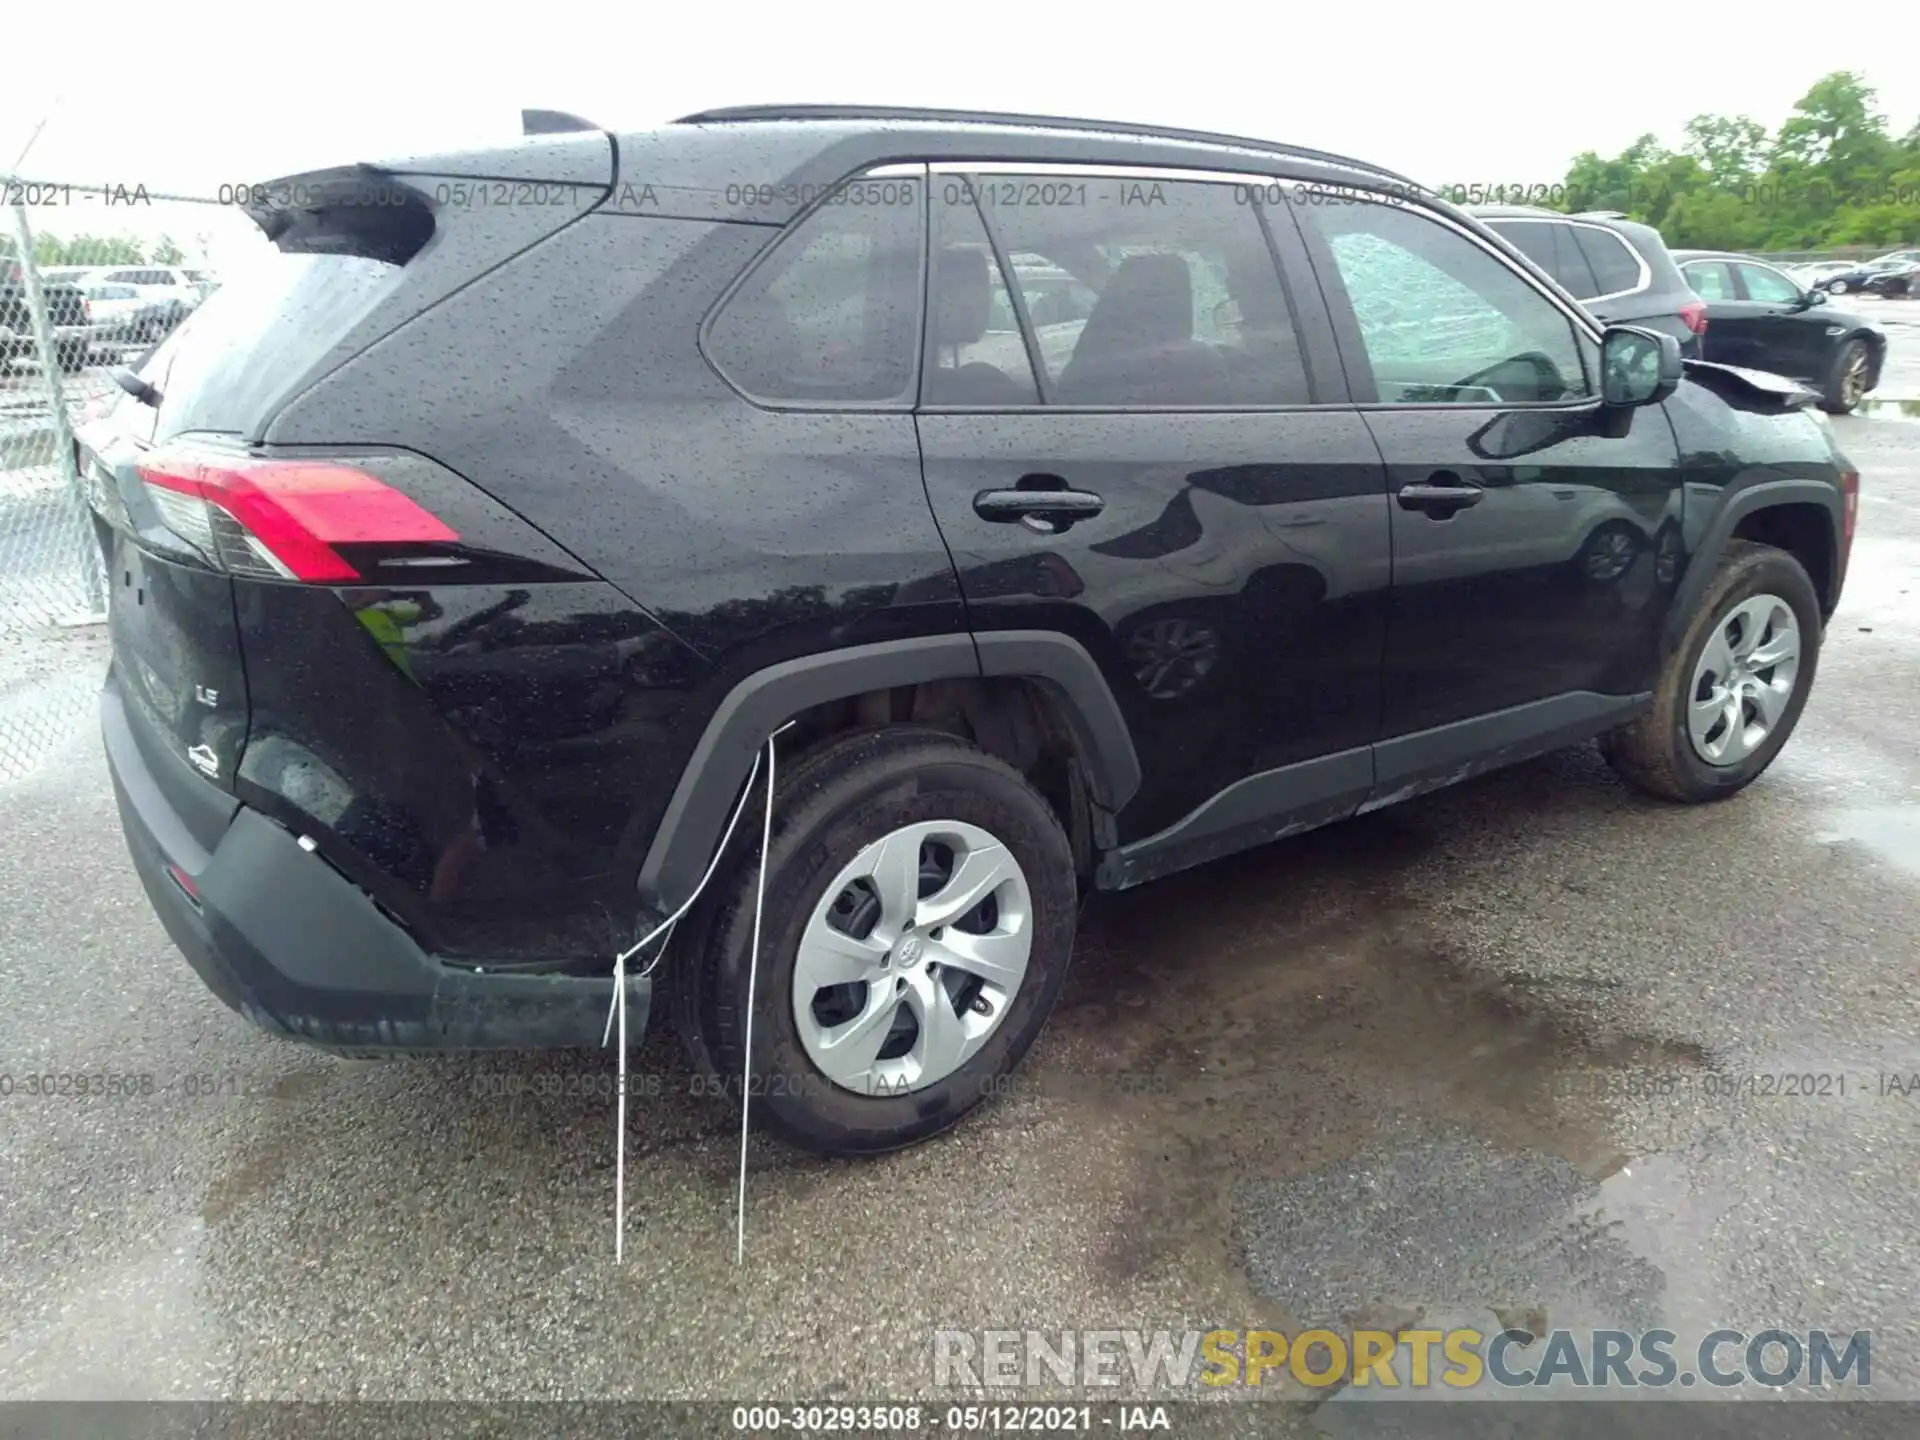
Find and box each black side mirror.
[1600,325,1683,407]
[1800,287,1827,308]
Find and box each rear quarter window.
[704,181,925,406]
[1573,228,1644,297]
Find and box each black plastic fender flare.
[1664,477,1844,657]
[636,630,1140,913]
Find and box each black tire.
[1818,338,1871,414]
[1600,539,1821,802]
[676,726,1077,1156]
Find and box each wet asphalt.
[0,303,1917,1429]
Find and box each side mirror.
[1801,287,1827,307]
[1600,325,1683,408]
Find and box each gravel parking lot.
[2,301,1918,1431]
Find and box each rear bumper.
[104,676,645,1052]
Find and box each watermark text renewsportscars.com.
[933,1327,1872,1391]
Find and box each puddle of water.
[1851,397,1920,421]
[1815,805,1920,876]
[1037,817,1713,1311]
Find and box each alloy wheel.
[1584,528,1638,582]
[1686,593,1801,767]
[1839,346,1869,407]
[1124,615,1221,699]
[793,819,1033,1095]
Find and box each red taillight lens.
[134,449,457,582]
[1680,301,1709,335]
[1840,468,1859,555]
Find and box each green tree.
[152,234,184,265]
[33,233,147,265]
[1550,71,1919,254]
[1683,115,1768,186]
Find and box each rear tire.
[677,726,1077,1156]
[1601,540,1821,802]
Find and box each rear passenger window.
[924,193,1040,405]
[1572,228,1643,297]
[944,175,1309,407]
[1683,262,1735,300]
[706,177,925,405]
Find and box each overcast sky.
[7,0,1918,264]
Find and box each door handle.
[974,486,1105,533]
[1396,478,1485,515]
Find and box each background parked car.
[1673,249,1884,411]
[1812,257,1917,295]
[1788,260,1855,288]
[1,263,93,370]
[88,265,206,332]
[1471,206,1708,357]
[80,282,174,349]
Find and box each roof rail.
[1575,210,1629,219]
[671,103,1423,190]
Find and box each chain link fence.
[1,183,267,780]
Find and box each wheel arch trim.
[1668,478,1844,655]
[636,630,1140,913]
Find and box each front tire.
[1819,338,1871,414]
[1601,540,1821,802]
[681,727,1077,1155]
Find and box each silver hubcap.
[1687,593,1802,767]
[793,820,1032,1095]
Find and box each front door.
[913,167,1392,866]
[1731,260,1836,383]
[1287,193,1685,782]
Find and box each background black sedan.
[1809,257,1917,296]
[1674,250,1886,412]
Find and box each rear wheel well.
[777,677,1104,879]
[1731,503,1835,615]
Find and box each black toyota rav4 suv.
[87,105,1859,1155]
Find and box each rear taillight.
[1839,468,1859,557]
[1680,301,1709,335]
[133,447,457,582]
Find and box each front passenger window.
[1304,199,1596,405]
[1735,264,1804,304]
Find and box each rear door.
[1289,192,1685,784]
[1679,260,1745,365]
[914,165,1392,864]
[1483,217,1602,305]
